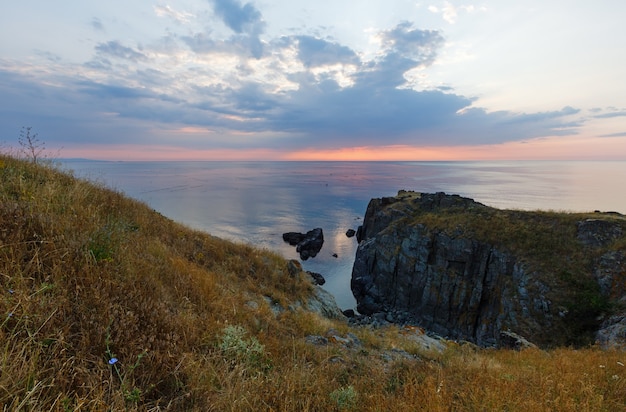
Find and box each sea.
[61,160,626,310]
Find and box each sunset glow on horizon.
[56,134,626,162]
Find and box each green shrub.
[330,385,358,410]
[218,325,269,370]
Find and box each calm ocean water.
[62,160,626,310]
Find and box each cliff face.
[351,191,626,348]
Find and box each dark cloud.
[291,35,360,68]
[0,69,148,147]
[78,81,153,99]
[337,22,445,90]
[355,52,421,88]
[84,58,112,70]
[231,83,279,112]
[209,0,265,58]
[95,41,147,62]
[247,86,579,149]
[212,0,264,34]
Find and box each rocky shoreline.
[282,191,626,349]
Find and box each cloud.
[208,0,266,58]
[290,35,360,68]
[428,1,479,24]
[343,22,445,92]
[183,33,233,54]
[35,50,62,63]
[171,22,579,149]
[78,80,153,99]
[91,17,104,31]
[251,86,579,149]
[378,22,444,65]
[599,132,626,138]
[593,110,626,119]
[0,5,588,154]
[429,3,457,24]
[181,0,267,58]
[0,68,143,147]
[212,0,264,34]
[154,5,193,24]
[95,41,147,62]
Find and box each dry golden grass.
[1,154,626,411]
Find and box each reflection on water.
[63,160,626,310]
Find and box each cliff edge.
[351,191,626,348]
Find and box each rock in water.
[282,228,324,260]
[282,232,306,246]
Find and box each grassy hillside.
[1,154,626,411]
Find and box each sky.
[1,0,625,161]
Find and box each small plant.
[87,220,137,263]
[105,326,147,405]
[330,385,358,410]
[218,324,269,370]
[18,126,46,164]
[87,227,116,263]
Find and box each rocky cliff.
[351,191,626,348]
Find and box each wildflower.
[599,365,606,368]
[618,361,624,367]
[612,375,620,381]
[8,289,14,294]
[108,357,118,365]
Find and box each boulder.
[307,271,326,285]
[282,228,324,260]
[346,229,356,238]
[596,315,626,350]
[499,331,538,350]
[286,259,303,277]
[306,286,344,319]
[342,309,356,318]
